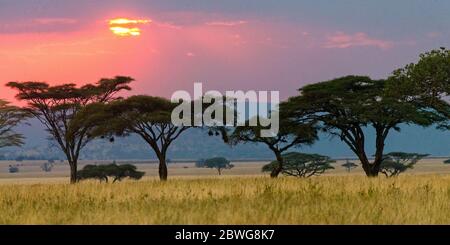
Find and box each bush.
[8,165,19,173]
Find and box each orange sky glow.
[0,13,268,103]
[1,5,437,105]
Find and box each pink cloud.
[324,32,393,50]
[154,21,183,30]
[185,52,195,57]
[426,32,441,39]
[33,18,78,25]
[205,20,248,27]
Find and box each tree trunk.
[370,157,382,177]
[343,127,387,178]
[355,148,380,177]
[69,161,78,184]
[362,128,386,178]
[270,151,283,178]
[359,156,382,177]
[218,168,222,175]
[364,165,380,177]
[158,156,168,181]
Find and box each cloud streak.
[33,18,78,25]
[0,18,80,34]
[323,32,393,50]
[426,32,441,39]
[205,20,247,27]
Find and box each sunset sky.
[1,0,449,103]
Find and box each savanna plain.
[0,160,449,224]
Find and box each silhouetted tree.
[262,152,334,178]
[41,160,55,172]
[72,95,189,181]
[195,159,206,168]
[76,165,108,182]
[77,163,144,182]
[229,114,317,178]
[283,76,440,177]
[203,157,234,175]
[341,160,358,172]
[380,152,428,177]
[108,164,145,182]
[8,165,19,173]
[7,76,133,183]
[0,100,29,149]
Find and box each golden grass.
[0,175,449,224]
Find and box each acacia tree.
[262,152,334,178]
[283,76,440,177]
[73,95,190,181]
[341,160,358,172]
[391,47,450,129]
[380,152,428,178]
[0,100,30,149]
[76,164,145,183]
[203,157,234,175]
[7,76,133,183]
[392,48,449,104]
[230,116,317,178]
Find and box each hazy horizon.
[1,118,447,161]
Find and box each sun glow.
[109,18,151,25]
[109,18,151,37]
[110,26,141,36]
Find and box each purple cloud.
[0,18,80,34]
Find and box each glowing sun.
[109,18,151,37]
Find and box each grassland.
[0,174,449,224]
[1,159,449,181]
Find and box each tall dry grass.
[0,175,449,224]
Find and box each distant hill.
[0,119,449,161]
